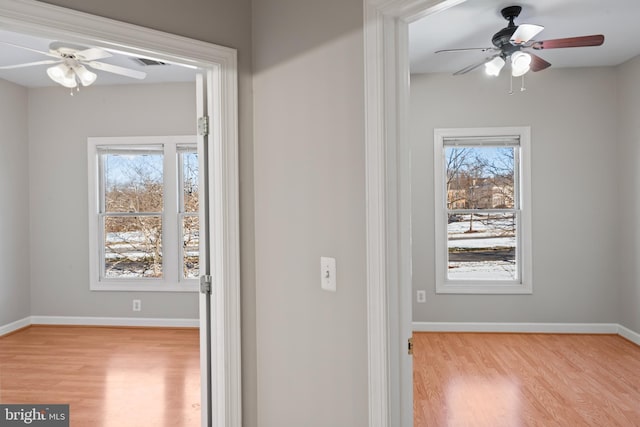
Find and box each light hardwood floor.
[413,332,640,427]
[0,326,200,427]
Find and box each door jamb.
[363,1,467,426]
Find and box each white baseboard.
[0,317,31,336]
[413,321,620,334]
[618,324,640,346]
[30,316,199,328]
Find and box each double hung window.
[434,127,532,294]
[88,136,199,291]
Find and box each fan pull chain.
[70,83,81,96]
[509,73,528,95]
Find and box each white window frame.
[434,126,532,294]
[88,135,199,292]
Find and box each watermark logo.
[0,405,68,427]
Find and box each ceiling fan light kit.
[0,40,147,94]
[484,56,505,76]
[46,62,97,88]
[437,5,605,91]
[510,51,531,77]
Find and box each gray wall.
[617,55,640,333]
[252,0,368,426]
[410,67,621,323]
[0,79,30,326]
[28,83,198,319]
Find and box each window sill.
[90,281,199,292]
[436,282,532,295]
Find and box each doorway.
[0,1,241,426]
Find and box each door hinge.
[198,116,210,136]
[200,275,212,294]
[408,337,414,355]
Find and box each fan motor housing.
[491,5,523,54]
[492,27,517,50]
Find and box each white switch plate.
[320,256,336,292]
[416,290,426,303]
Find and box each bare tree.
[445,147,472,209]
[446,146,515,234]
[103,153,164,278]
[181,151,199,278]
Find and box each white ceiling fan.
[0,41,146,90]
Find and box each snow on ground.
[448,215,515,249]
[448,261,516,280]
[447,214,517,279]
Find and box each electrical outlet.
[416,290,426,303]
[132,299,142,312]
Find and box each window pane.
[182,151,199,212]
[447,213,517,281]
[103,152,163,212]
[182,215,200,279]
[104,216,163,278]
[445,146,515,209]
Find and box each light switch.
[320,256,336,292]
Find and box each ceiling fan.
[0,41,147,90]
[436,5,605,78]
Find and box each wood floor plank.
[413,332,640,427]
[0,325,200,427]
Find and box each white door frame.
[363,1,467,426]
[0,1,242,426]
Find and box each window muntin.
[434,128,532,294]
[89,136,199,291]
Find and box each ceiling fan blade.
[87,61,147,79]
[532,34,604,50]
[0,41,61,58]
[529,53,551,72]
[76,47,112,61]
[0,59,61,70]
[453,54,499,76]
[510,24,544,45]
[436,47,496,54]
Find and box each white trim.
[364,1,465,426]
[0,0,236,68]
[618,324,640,346]
[413,321,619,334]
[31,315,199,328]
[0,2,241,426]
[0,316,31,336]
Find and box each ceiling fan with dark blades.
[436,5,604,77]
[0,41,146,89]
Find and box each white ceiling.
[0,29,198,87]
[409,0,640,75]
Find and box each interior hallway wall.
[252,0,368,425]
[0,79,30,326]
